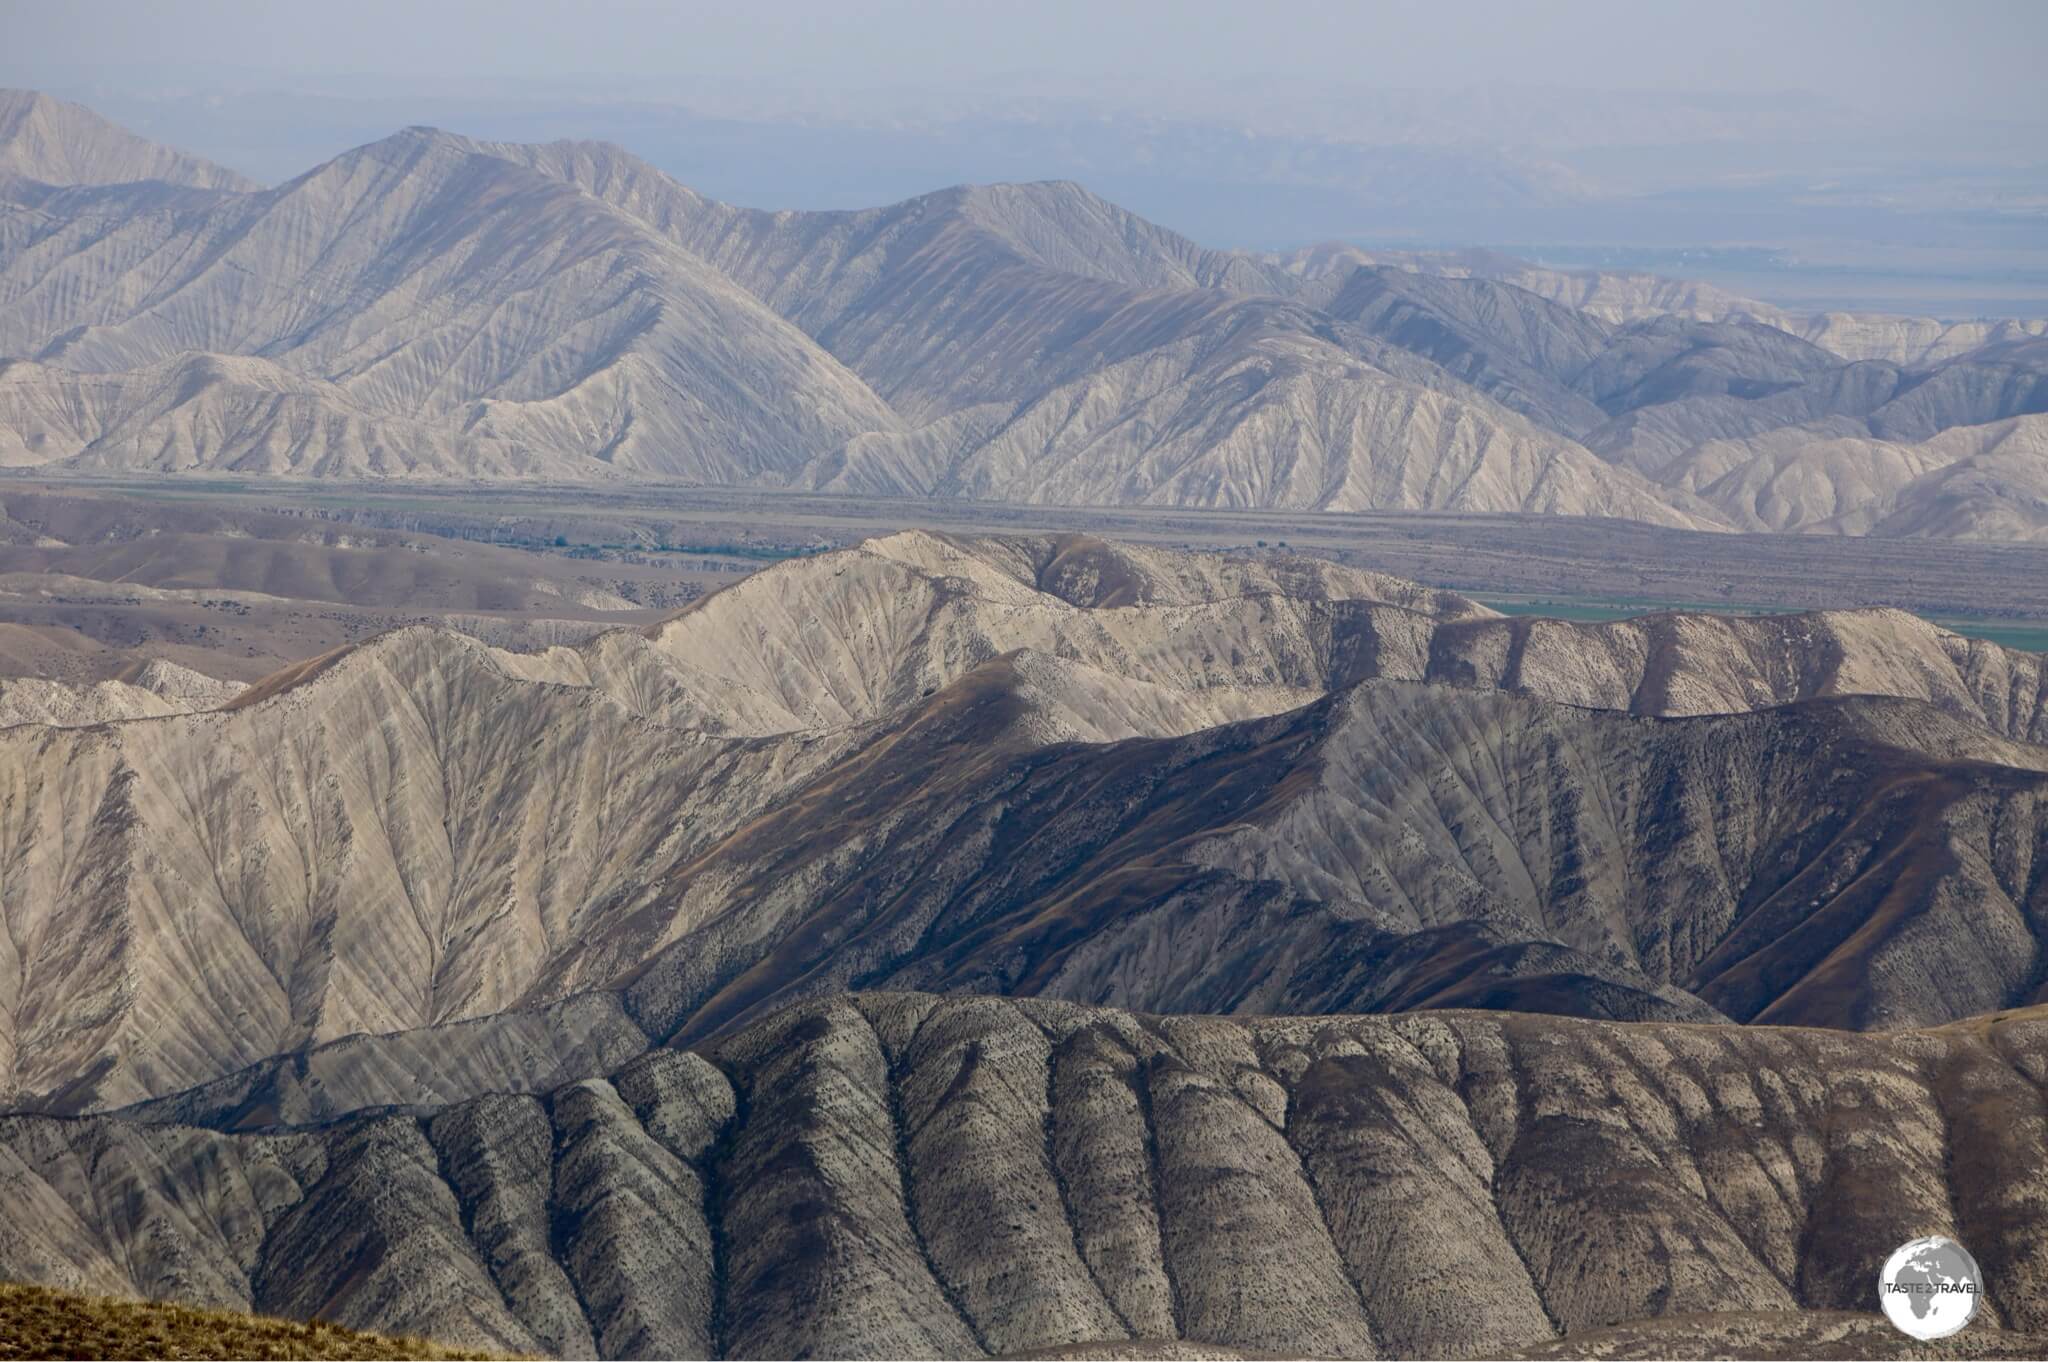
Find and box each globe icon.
[1879,1236,1982,1340]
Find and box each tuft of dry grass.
[0,1280,506,1360]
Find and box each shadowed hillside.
[2,994,2043,1358]
[5,532,2048,1116]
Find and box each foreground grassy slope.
[0,1281,499,1360]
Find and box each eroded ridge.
[0,994,2042,1358]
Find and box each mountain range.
[4,530,2046,1118]
[3,89,2047,536]
[3,79,2048,1358]
[0,528,2041,1353]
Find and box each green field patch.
[1472,597,1798,624]
[1932,621,2048,653]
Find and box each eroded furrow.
[0,994,2045,1358]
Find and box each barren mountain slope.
[1321,266,1613,433]
[1793,313,2048,366]
[1424,603,2048,742]
[0,537,1499,1109]
[0,126,901,479]
[1256,243,1785,324]
[1260,241,2048,365]
[1653,413,2048,537]
[6,532,2048,1112]
[0,353,551,476]
[0,628,874,1110]
[1586,330,2048,471]
[609,672,2048,1047]
[480,141,1719,521]
[541,529,1493,734]
[0,114,1714,520]
[592,532,2048,744]
[83,591,2048,1129]
[17,648,2045,1113]
[1,993,2043,1359]
[1838,422,2048,541]
[490,146,1287,327]
[1190,248,2048,535]
[114,991,656,1133]
[814,324,1713,520]
[0,89,257,192]
[4,98,2040,535]
[1258,247,2048,528]
[1317,277,2048,528]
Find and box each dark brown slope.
[606,667,2048,1045]
[2,993,2044,1359]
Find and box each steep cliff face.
[2,994,2044,1359]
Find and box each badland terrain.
[0,86,2043,1361]
[3,88,2048,536]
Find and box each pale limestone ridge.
[498,144,1714,521]
[0,89,258,192]
[0,658,236,728]
[0,123,903,481]
[3,94,2045,535]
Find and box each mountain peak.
[0,88,259,192]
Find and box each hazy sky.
[6,0,2045,122]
